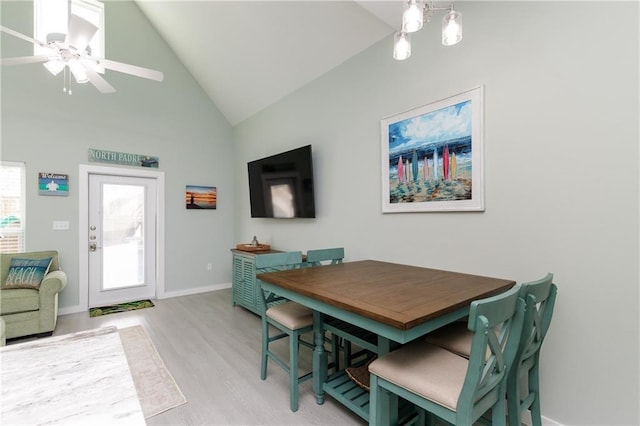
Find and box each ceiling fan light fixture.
[46,32,65,44]
[43,58,65,76]
[68,59,88,83]
[1,13,164,94]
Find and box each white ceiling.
[134,1,402,125]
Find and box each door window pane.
[102,183,145,290]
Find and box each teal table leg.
[378,336,397,425]
[312,310,328,404]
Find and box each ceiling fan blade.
[97,58,164,82]
[65,14,98,52]
[84,66,116,93]
[0,55,52,66]
[1,25,50,50]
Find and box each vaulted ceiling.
[134,1,401,125]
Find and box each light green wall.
[233,2,639,425]
[1,1,236,307]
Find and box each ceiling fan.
[0,13,164,94]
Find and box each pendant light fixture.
[393,31,412,61]
[402,0,424,33]
[393,1,463,60]
[442,9,462,46]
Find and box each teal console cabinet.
[231,249,281,315]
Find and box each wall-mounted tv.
[247,145,316,218]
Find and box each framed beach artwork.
[381,86,484,213]
[186,185,217,210]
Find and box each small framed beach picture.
[381,86,484,213]
[186,185,217,209]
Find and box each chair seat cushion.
[425,321,473,358]
[266,302,313,330]
[369,341,468,411]
[426,321,498,360]
[0,289,39,315]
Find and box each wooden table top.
[257,260,515,330]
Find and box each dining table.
[257,259,515,422]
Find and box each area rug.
[119,325,187,418]
[89,299,155,317]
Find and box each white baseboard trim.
[58,283,232,316]
[478,406,563,425]
[158,282,231,299]
[58,304,85,316]
[541,415,563,426]
[512,410,562,426]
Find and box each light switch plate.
[53,220,69,230]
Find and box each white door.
[88,174,157,307]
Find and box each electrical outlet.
[207,263,213,271]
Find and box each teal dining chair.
[305,247,376,371]
[255,251,311,412]
[507,274,557,426]
[305,247,344,266]
[368,285,528,426]
[426,274,557,426]
[305,248,347,370]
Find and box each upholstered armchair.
[0,250,67,340]
[1,317,6,346]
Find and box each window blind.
[0,162,26,253]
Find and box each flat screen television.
[247,145,316,218]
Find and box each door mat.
[89,300,155,317]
